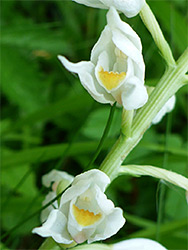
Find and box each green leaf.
[129,218,187,238]
[1,165,38,197]
[4,84,93,133]
[82,107,121,140]
[1,165,42,236]
[165,162,188,220]
[1,195,42,235]
[2,139,115,168]
[1,23,72,55]
[120,164,188,191]
[1,45,48,114]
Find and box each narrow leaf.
[120,165,188,191]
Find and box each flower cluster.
[33,169,125,244]
[32,1,176,249]
[59,7,148,111]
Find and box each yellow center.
[73,204,102,227]
[98,67,126,91]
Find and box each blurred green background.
[1,0,188,249]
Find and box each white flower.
[40,170,74,223]
[58,7,148,110]
[152,95,176,124]
[32,169,125,244]
[72,0,146,18]
[113,238,167,250]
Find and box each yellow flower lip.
[98,67,126,91]
[73,204,102,227]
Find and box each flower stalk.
[140,3,176,67]
[100,48,188,179]
[121,109,134,138]
[38,238,61,250]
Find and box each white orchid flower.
[152,95,176,124]
[113,238,167,250]
[40,170,74,223]
[58,7,148,110]
[33,169,125,244]
[72,0,146,18]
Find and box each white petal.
[121,77,148,110]
[152,95,176,124]
[73,0,145,18]
[72,0,106,9]
[60,182,90,207]
[72,169,110,192]
[107,7,142,50]
[67,199,97,243]
[107,7,145,82]
[113,238,167,250]
[58,55,94,74]
[112,29,143,65]
[95,50,110,73]
[40,191,58,223]
[32,209,73,244]
[76,186,104,214]
[126,57,135,80]
[79,68,115,104]
[95,185,114,214]
[58,55,113,104]
[88,207,125,243]
[42,169,74,188]
[113,48,128,73]
[109,0,145,18]
[91,26,115,65]
[73,184,113,215]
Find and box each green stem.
[140,3,176,67]
[156,112,172,241]
[86,103,116,170]
[100,48,188,179]
[38,238,61,250]
[121,109,134,138]
[72,244,112,250]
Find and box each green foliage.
[0,0,187,249]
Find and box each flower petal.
[94,185,114,214]
[58,55,114,104]
[72,0,106,9]
[40,191,58,223]
[72,169,110,192]
[112,29,143,65]
[88,207,125,243]
[60,181,90,207]
[67,199,97,243]
[42,169,74,188]
[121,77,148,110]
[32,209,73,244]
[107,7,142,51]
[113,238,167,250]
[152,95,176,124]
[95,51,126,93]
[91,26,116,65]
[73,0,145,18]
[107,0,146,18]
[107,7,145,82]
